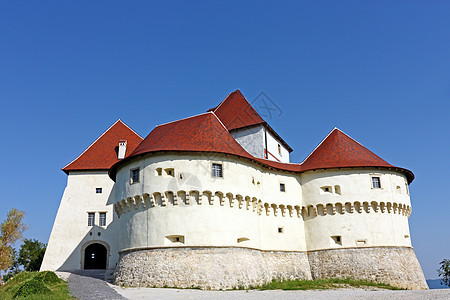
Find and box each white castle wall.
[114,153,307,252]
[230,125,290,163]
[231,126,265,159]
[266,129,290,163]
[301,169,412,251]
[112,152,426,289]
[40,171,119,271]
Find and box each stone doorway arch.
[83,242,108,269]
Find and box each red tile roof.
[62,120,143,174]
[212,90,265,131]
[129,112,251,158]
[300,128,414,182]
[212,90,293,152]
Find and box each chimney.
[118,140,127,159]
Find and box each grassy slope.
[247,278,404,290]
[0,271,74,300]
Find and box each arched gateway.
[84,243,107,269]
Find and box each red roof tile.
[107,108,413,183]
[300,128,414,182]
[212,90,266,131]
[62,120,143,174]
[130,112,252,158]
[212,90,293,152]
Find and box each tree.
[0,208,26,284]
[2,248,20,282]
[18,239,46,272]
[438,259,450,287]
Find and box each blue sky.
[0,1,448,279]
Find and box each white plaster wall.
[114,153,307,252]
[300,169,413,251]
[266,129,290,163]
[230,126,265,159]
[40,171,120,271]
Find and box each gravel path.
[112,287,450,300]
[57,272,125,300]
[55,272,450,300]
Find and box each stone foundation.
[113,247,312,290]
[113,246,427,290]
[307,247,428,290]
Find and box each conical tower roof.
[301,128,414,182]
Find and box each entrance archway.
[84,243,107,269]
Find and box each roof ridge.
[117,119,144,140]
[213,89,240,113]
[300,127,339,164]
[155,112,211,128]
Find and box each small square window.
[99,212,106,226]
[212,163,223,178]
[96,188,102,194]
[278,227,284,233]
[88,213,95,226]
[131,168,140,184]
[280,183,285,192]
[372,176,381,189]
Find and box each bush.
[13,278,50,298]
[35,271,60,284]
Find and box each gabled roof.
[301,128,414,182]
[211,90,266,131]
[129,112,252,158]
[62,120,143,174]
[211,90,293,152]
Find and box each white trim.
[155,112,212,128]
[62,119,143,170]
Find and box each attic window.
[96,188,102,194]
[280,183,285,192]
[278,144,281,156]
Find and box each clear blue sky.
[0,1,448,279]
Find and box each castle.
[40,90,428,289]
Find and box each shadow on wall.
[55,185,119,271]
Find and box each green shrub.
[13,279,50,298]
[35,271,60,284]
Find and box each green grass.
[0,271,74,299]
[246,278,404,291]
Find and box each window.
[164,168,175,177]
[155,168,162,176]
[99,212,106,226]
[278,144,281,156]
[331,235,342,245]
[212,163,223,177]
[278,227,284,233]
[372,176,381,189]
[96,188,102,194]
[280,183,285,192]
[130,168,139,184]
[321,186,332,193]
[88,213,95,226]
